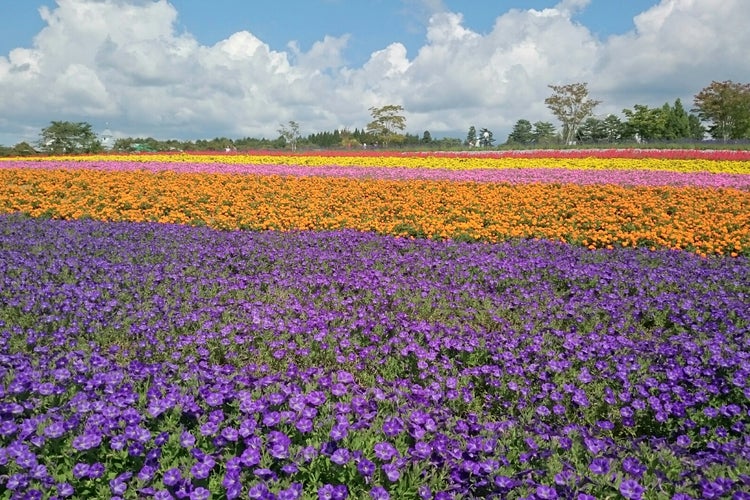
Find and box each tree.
[478,128,495,147]
[532,121,557,146]
[506,119,534,145]
[422,130,433,144]
[366,105,406,146]
[601,114,625,142]
[622,104,665,142]
[693,80,750,141]
[663,98,691,140]
[576,117,608,143]
[278,121,301,151]
[38,121,102,154]
[465,126,477,147]
[545,82,601,145]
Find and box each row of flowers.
[4,153,750,174]
[2,160,750,189]
[9,148,750,160]
[1,215,748,499]
[1,167,748,255]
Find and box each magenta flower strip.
[2,159,749,188]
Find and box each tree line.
[1,80,748,156]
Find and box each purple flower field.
[1,214,749,499]
[2,160,749,188]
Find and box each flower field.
[0,150,749,499]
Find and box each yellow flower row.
[1,168,748,256]
[5,153,750,174]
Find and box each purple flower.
[190,487,210,500]
[331,448,351,465]
[296,418,313,433]
[191,460,214,480]
[374,442,398,461]
[88,463,105,479]
[57,482,74,498]
[370,486,390,500]
[589,457,610,475]
[418,485,432,499]
[163,468,182,487]
[619,479,644,500]
[622,456,647,478]
[110,473,131,496]
[44,422,66,439]
[536,484,558,499]
[494,475,516,490]
[263,411,281,427]
[253,468,278,481]
[572,389,590,408]
[200,420,219,437]
[7,473,29,491]
[357,457,376,477]
[676,434,691,447]
[382,463,400,482]
[72,463,91,479]
[72,433,102,451]
[248,483,270,499]
[279,483,303,500]
[138,465,157,482]
[240,447,261,467]
[382,417,403,437]
[318,484,336,500]
[330,423,349,441]
[180,431,195,448]
[299,445,318,462]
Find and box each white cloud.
[1,0,749,145]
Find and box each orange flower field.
[1,150,748,256]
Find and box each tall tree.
[601,114,625,142]
[544,82,601,145]
[663,98,691,140]
[506,119,534,145]
[478,128,495,147]
[421,130,433,144]
[622,104,666,142]
[38,121,102,154]
[693,80,750,141]
[278,121,301,151]
[465,126,477,146]
[366,105,406,146]
[532,121,557,145]
[576,117,608,143]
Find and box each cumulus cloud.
[0,0,748,145]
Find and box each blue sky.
[1,1,659,67]
[1,0,748,145]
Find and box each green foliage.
[622,100,705,143]
[477,128,495,147]
[506,119,534,145]
[38,121,102,154]
[366,105,407,146]
[465,126,477,146]
[278,121,301,151]
[545,82,601,145]
[693,80,750,141]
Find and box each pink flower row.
[3,160,749,189]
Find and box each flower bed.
[1,167,748,256]
[1,215,748,499]
[1,150,749,499]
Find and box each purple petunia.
[589,457,610,475]
[619,479,644,500]
[373,442,399,461]
[370,486,390,500]
[162,468,182,487]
